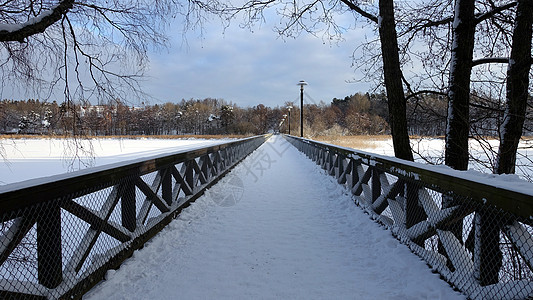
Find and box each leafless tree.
[0,0,209,114]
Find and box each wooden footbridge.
[1,134,533,299]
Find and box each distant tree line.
[0,98,284,136]
[0,98,265,136]
[3,92,531,138]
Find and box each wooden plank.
[161,168,172,206]
[121,182,137,232]
[410,243,448,273]
[371,168,382,202]
[348,159,361,189]
[191,158,207,185]
[0,279,47,299]
[171,166,192,196]
[334,154,342,179]
[65,228,99,274]
[199,155,212,181]
[37,202,62,288]
[0,216,36,266]
[405,183,427,233]
[328,152,336,176]
[407,220,434,241]
[418,188,439,217]
[408,205,472,243]
[135,178,170,214]
[388,197,406,225]
[67,186,122,273]
[503,221,533,273]
[137,196,153,226]
[184,160,195,193]
[437,229,474,275]
[372,181,401,214]
[337,157,350,185]
[352,166,372,196]
[62,201,131,243]
[361,184,373,208]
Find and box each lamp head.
[297,80,308,87]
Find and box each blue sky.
[142,15,376,108]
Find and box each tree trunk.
[495,0,533,175]
[378,0,428,234]
[476,0,533,287]
[445,0,475,172]
[443,0,475,234]
[440,0,476,273]
[378,0,413,162]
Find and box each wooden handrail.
[0,136,265,212]
[289,135,533,220]
[0,134,270,299]
[284,134,533,300]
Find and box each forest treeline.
[2,92,532,137]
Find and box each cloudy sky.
[0,6,380,109]
[142,13,376,108]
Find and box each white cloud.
[143,15,375,108]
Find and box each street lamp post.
[297,80,307,137]
[286,105,292,135]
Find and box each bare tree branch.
[472,57,509,66]
[339,0,378,23]
[0,0,74,42]
[475,1,517,24]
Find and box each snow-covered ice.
[0,138,230,185]
[85,136,465,299]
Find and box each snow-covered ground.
[85,136,464,299]
[0,138,231,185]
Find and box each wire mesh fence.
[0,135,269,299]
[285,134,533,300]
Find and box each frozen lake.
[0,137,232,185]
[1,136,532,185]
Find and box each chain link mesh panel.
[0,135,269,299]
[285,135,533,300]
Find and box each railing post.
[121,180,136,232]
[200,155,210,181]
[337,155,346,184]
[185,160,195,193]
[328,152,336,175]
[162,168,172,205]
[37,201,63,288]
[371,168,381,202]
[405,183,427,246]
[474,210,503,286]
[349,159,360,190]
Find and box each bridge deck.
[86,136,464,299]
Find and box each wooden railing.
[285,134,533,300]
[0,135,269,299]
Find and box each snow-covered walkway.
[86,136,465,299]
